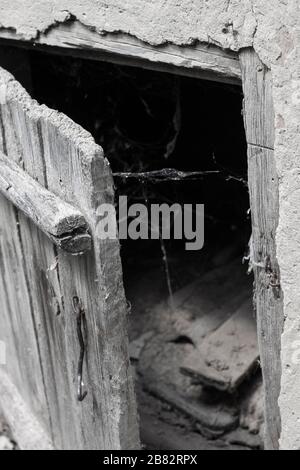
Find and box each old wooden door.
[0,66,139,450]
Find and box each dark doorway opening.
[2,47,263,449]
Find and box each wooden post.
[240,48,284,450]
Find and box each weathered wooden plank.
[0,66,139,449]
[138,385,258,450]
[240,48,284,450]
[138,335,239,436]
[0,98,51,439]
[240,50,274,149]
[0,369,54,450]
[0,21,241,85]
[171,260,252,347]
[0,150,91,253]
[181,299,259,392]
[136,259,252,346]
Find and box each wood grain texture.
[0,150,91,253]
[0,65,139,449]
[0,21,241,85]
[170,259,252,348]
[240,48,284,450]
[181,299,259,392]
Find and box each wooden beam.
[0,21,241,85]
[0,150,91,254]
[181,299,259,393]
[240,48,284,450]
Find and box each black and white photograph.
[0,0,299,454]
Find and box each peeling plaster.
[0,0,300,450]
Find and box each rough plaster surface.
[0,0,299,449]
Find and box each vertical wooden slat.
[0,64,51,434]
[0,369,53,450]
[0,66,139,449]
[240,48,284,450]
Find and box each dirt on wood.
[0,415,15,450]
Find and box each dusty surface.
[182,299,258,393]
[0,0,299,449]
[138,383,262,450]
[128,251,263,449]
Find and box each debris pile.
[130,257,264,450]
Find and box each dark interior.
[28,50,250,296]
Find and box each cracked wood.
[0,21,241,86]
[240,48,284,451]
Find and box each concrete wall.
[0,0,299,449]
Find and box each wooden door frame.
[240,48,283,450]
[0,31,283,450]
